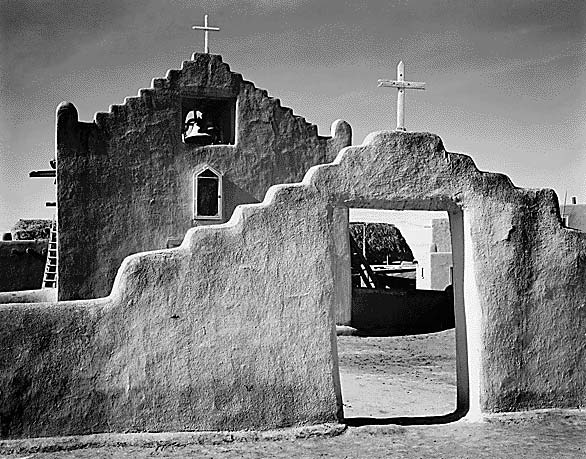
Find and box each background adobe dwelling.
[57,53,351,301]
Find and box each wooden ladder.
[42,218,58,289]
[349,234,385,289]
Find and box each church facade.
[56,53,351,300]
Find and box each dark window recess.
[182,98,236,146]
[195,169,220,218]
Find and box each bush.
[11,219,52,240]
[350,222,414,264]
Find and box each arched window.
[193,165,223,220]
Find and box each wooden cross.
[192,14,220,54]
[378,61,425,131]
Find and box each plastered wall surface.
[1,131,585,439]
[416,218,452,291]
[428,252,453,290]
[57,53,351,301]
[1,183,342,438]
[0,288,56,304]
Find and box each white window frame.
[193,164,223,220]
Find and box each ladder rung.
[42,216,58,290]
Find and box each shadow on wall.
[351,286,455,336]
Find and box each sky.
[1,0,585,233]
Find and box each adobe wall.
[0,288,56,304]
[432,218,452,252]
[0,240,47,292]
[0,184,343,438]
[351,287,454,335]
[416,218,452,291]
[1,131,585,439]
[564,204,586,231]
[57,53,351,301]
[428,252,453,290]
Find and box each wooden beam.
[29,170,56,178]
[377,79,426,90]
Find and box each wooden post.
[362,223,367,259]
[396,61,405,131]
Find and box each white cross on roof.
[378,61,426,131]
[192,14,220,54]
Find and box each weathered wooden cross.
[192,14,220,54]
[378,61,425,131]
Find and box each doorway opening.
[336,208,467,424]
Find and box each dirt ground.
[337,330,457,419]
[2,330,585,458]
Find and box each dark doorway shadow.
[344,406,468,427]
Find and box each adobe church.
[0,47,585,440]
[56,53,351,301]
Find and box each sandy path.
[337,329,457,418]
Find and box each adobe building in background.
[57,53,351,301]
[0,220,51,294]
[562,200,586,231]
[0,239,47,293]
[416,218,453,291]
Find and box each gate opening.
[336,208,467,424]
